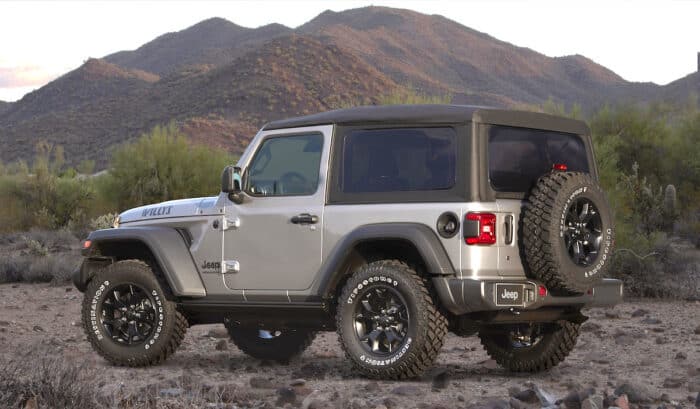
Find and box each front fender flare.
[78,227,206,297]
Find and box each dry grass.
[0,229,81,285]
[0,348,100,408]
[0,345,267,408]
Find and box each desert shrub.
[0,347,100,408]
[23,237,48,257]
[331,86,452,109]
[67,212,118,239]
[0,255,31,283]
[0,347,257,408]
[101,123,236,209]
[0,229,80,284]
[26,253,80,283]
[377,87,452,105]
[88,212,119,231]
[22,229,79,252]
[0,158,94,231]
[0,253,79,284]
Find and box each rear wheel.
[224,322,316,362]
[336,260,447,379]
[479,320,580,372]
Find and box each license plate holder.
[495,284,525,306]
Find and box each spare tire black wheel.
[522,171,614,294]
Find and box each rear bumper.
[433,276,623,315]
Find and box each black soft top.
[263,104,590,136]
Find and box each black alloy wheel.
[336,259,447,379]
[81,260,188,367]
[353,286,410,356]
[563,198,603,267]
[100,283,157,346]
[503,323,545,349]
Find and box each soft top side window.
[341,127,457,193]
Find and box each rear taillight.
[464,212,496,245]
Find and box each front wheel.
[81,260,188,367]
[224,322,316,362]
[336,260,447,379]
[479,320,580,372]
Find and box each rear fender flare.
[313,223,456,298]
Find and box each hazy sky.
[1,0,698,101]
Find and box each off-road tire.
[81,260,187,367]
[224,323,316,362]
[336,259,448,379]
[522,171,614,293]
[479,320,580,372]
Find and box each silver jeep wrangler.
[74,105,622,379]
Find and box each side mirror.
[221,166,245,204]
[221,166,241,193]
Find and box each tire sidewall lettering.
[90,280,110,341]
[346,275,398,304]
[358,337,413,366]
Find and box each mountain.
[298,7,656,108]
[1,58,158,125]
[105,17,292,75]
[656,71,700,104]
[0,6,695,168]
[0,35,398,167]
[0,101,11,115]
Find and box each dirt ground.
[0,283,698,408]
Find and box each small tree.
[105,123,237,209]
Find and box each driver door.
[223,125,331,292]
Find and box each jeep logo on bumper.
[495,284,524,306]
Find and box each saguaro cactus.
[664,184,677,216]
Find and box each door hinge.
[222,260,240,274]
[222,217,240,231]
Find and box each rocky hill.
[0,6,694,168]
[0,101,11,115]
[105,17,293,75]
[0,35,398,166]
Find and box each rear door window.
[489,125,589,192]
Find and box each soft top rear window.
[489,125,589,192]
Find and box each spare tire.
[522,171,614,294]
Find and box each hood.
[120,196,220,224]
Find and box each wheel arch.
[314,223,456,300]
[75,227,206,298]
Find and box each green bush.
[100,123,237,209]
[0,146,94,231]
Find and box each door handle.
[291,213,318,224]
